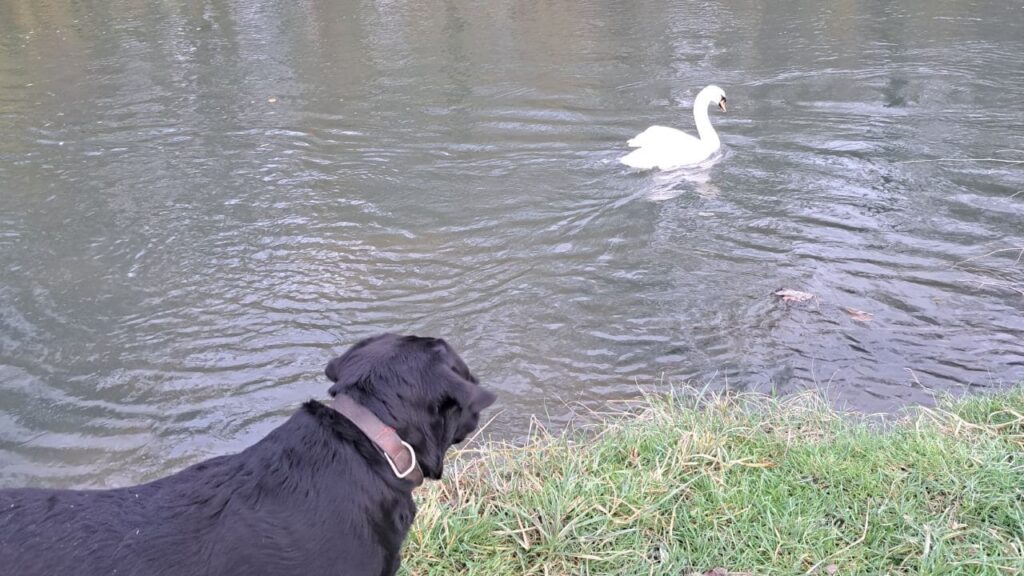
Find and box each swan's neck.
[693,96,719,149]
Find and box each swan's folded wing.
[626,125,700,148]
[620,147,661,169]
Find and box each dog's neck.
[328,394,424,488]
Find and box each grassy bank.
[400,389,1024,575]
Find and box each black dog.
[0,333,496,576]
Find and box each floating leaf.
[774,289,814,303]
[845,307,873,322]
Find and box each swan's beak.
[718,97,727,112]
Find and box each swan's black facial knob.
[718,97,727,112]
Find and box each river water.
[1,0,1022,486]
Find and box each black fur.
[0,333,496,576]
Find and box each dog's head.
[324,333,496,480]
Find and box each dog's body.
[0,334,495,576]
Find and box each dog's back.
[1,405,410,576]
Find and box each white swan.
[621,85,728,171]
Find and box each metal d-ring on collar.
[382,439,417,479]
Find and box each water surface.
[1,0,1022,486]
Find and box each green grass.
[400,388,1024,575]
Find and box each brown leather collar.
[329,394,424,487]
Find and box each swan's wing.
[620,147,662,170]
[621,145,716,170]
[626,125,701,148]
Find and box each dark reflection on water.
[1,0,1022,486]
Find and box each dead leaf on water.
[845,307,873,322]
[774,289,814,303]
[267,96,278,103]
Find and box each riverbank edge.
[400,387,1024,576]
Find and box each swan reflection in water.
[643,159,724,201]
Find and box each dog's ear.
[467,385,496,413]
[412,369,496,480]
[432,338,496,413]
[324,355,342,384]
